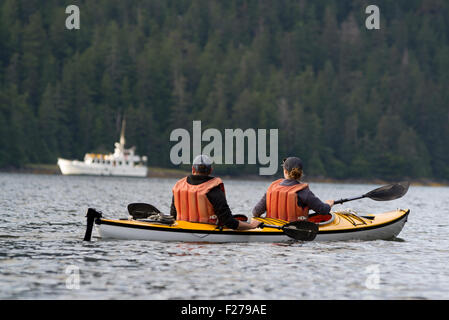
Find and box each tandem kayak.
[84,208,409,242]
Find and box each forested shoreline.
[1,0,448,181]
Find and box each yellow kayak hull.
[93,209,409,242]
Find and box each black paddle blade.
[127,203,161,219]
[282,221,319,241]
[364,181,410,201]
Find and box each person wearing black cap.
[171,155,263,230]
[252,157,334,222]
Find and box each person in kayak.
[252,157,334,221]
[170,154,263,230]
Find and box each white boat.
[57,120,148,177]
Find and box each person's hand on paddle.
[235,218,264,230]
[325,200,334,207]
[249,218,264,228]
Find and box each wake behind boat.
[57,120,148,177]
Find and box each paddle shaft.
[262,224,284,231]
[262,223,314,231]
[261,223,317,241]
[334,195,365,205]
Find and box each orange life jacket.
[266,179,309,222]
[172,177,224,224]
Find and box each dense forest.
[0,0,448,181]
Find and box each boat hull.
[94,209,409,242]
[58,158,147,177]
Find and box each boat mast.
[119,118,126,149]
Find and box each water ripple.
[0,173,448,299]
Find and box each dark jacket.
[252,179,331,217]
[170,175,240,229]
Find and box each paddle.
[127,203,161,219]
[333,181,410,205]
[127,203,176,224]
[260,221,319,241]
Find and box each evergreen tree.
[0,0,448,181]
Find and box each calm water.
[0,173,448,300]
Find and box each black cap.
[282,157,303,171]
